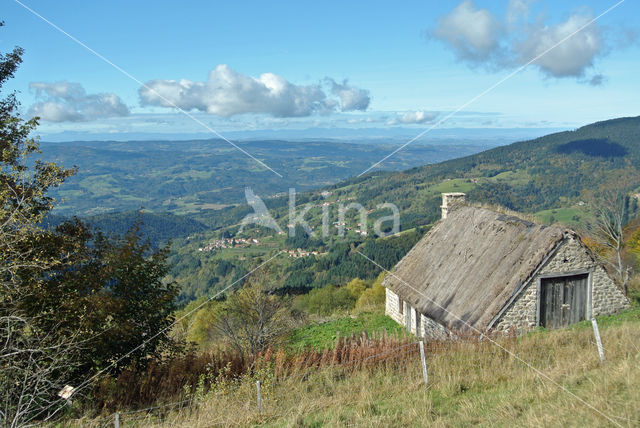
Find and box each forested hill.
[316,115,640,228]
[43,211,207,246]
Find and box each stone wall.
[385,287,403,325]
[494,235,629,333]
[420,312,451,340]
[385,288,451,339]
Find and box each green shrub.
[346,278,368,299]
[356,282,386,310]
[300,285,356,315]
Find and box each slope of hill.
[319,115,640,227]
[76,305,640,427]
[141,116,639,302]
[189,116,640,235]
[44,211,207,246]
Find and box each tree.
[589,191,632,296]
[0,26,178,425]
[0,23,80,426]
[211,269,294,360]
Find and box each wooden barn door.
[540,273,589,328]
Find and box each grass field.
[75,298,640,428]
[535,206,591,226]
[287,311,408,352]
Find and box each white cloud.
[516,12,603,78]
[388,110,437,125]
[326,78,371,111]
[29,81,129,122]
[431,0,503,63]
[139,65,370,117]
[431,1,613,83]
[506,0,532,26]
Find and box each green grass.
[428,178,475,195]
[535,206,589,226]
[287,311,408,352]
[81,303,640,427]
[489,169,530,185]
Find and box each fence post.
[114,412,120,428]
[418,341,428,386]
[256,380,262,412]
[591,318,605,364]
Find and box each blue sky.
[2,0,639,140]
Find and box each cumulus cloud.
[388,110,437,126]
[516,12,603,78]
[506,0,532,26]
[139,65,370,117]
[431,0,503,64]
[431,1,617,83]
[29,81,129,122]
[326,78,371,111]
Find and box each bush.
[356,273,386,310]
[300,285,356,315]
[346,278,368,299]
[356,283,386,310]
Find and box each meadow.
[73,300,640,427]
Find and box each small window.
[398,298,404,314]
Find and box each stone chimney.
[441,192,466,219]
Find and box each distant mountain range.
[39,126,563,143]
[41,138,498,216]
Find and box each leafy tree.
[346,278,367,300]
[299,285,355,316]
[0,28,178,425]
[210,269,294,359]
[0,25,78,426]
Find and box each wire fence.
[106,339,423,427]
[54,310,640,428]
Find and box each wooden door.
[540,273,588,328]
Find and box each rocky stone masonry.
[385,288,451,339]
[493,235,629,333]
[385,235,629,338]
[385,287,403,325]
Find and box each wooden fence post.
[591,318,605,364]
[114,412,120,428]
[256,380,262,412]
[418,341,428,386]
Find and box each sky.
[2,0,639,140]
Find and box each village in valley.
[198,237,261,252]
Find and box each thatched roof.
[384,205,570,331]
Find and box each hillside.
[184,115,640,234]
[46,116,640,303]
[321,116,640,227]
[43,211,207,247]
[76,306,640,427]
[153,116,640,302]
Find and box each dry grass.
[74,317,640,427]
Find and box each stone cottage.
[384,193,629,338]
